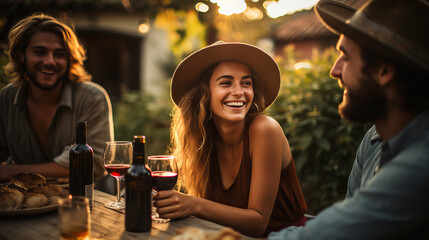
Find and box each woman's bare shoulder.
[249,115,291,167]
[249,115,283,134]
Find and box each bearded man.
[269,0,429,239]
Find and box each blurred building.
[272,0,368,62]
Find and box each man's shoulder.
[0,84,19,101]
[389,130,429,180]
[73,81,109,98]
[74,81,106,92]
[401,130,429,158]
[397,112,429,161]
[0,83,18,93]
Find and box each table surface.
[0,190,259,240]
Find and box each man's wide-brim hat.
[314,0,429,73]
[170,41,280,107]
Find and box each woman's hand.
[153,190,194,219]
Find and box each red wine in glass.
[105,164,130,179]
[148,155,178,223]
[152,171,178,191]
[102,141,133,210]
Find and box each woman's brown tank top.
[205,131,308,235]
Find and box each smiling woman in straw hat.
[153,41,307,237]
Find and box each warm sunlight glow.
[262,1,272,9]
[196,2,209,13]
[217,0,247,16]
[138,22,151,34]
[267,0,319,18]
[243,7,263,21]
[294,62,313,70]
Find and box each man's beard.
[339,74,387,124]
[27,71,65,91]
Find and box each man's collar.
[13,81,73,109]
[370,130,382,145]
[13,84,25,108]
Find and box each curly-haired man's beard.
[26,70,65,91]
[339,74,387,124]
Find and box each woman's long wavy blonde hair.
[170,62,266,197]
[3,13,91,86]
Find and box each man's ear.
[375,62,396,86]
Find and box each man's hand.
[0,162,68,181]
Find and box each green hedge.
[268,46,370,214]
[112,90,172,157]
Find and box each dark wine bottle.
[125,135,152,232]
[69,121,94,209]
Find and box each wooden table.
[0,190,259,240]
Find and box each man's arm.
[82,83,114,180]
[53,82,114,181]
[0,162,68,181]
[269,142,429,240]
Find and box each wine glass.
[147,155,178,223]
[103,141,133,209]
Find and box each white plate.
[0,203,58,216]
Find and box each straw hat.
[170,41,280,108]
[315,0,429,73]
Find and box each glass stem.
[116,178,121,202]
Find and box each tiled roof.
[273,0,368,42]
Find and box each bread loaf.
[10,173,46,189]
[28,183,68,197]
[21,193,49,208]
[0,173,68,210]
[0,187,25,210]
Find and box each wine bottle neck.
[133,156,145,165]
[133,136,146,165]
[76,122,87,144]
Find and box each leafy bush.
[112,90,172,156]
[268,46,370,214]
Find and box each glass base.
[105,200,125,210]
[152,207,170,223]
[152,214,170,223]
